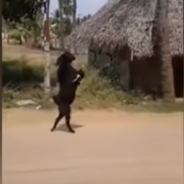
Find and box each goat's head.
[56,51,76,66]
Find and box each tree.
[2,0,42,23]
[63,0,73,18]
[51,9,72,37]
[76,14,91,25]
[63,0,73,36]
[58,0,65,50]
[52,9,60,24]
[3,0,43,46]
[20,18,42,46]
[51,10,61,38]
[72,0,77,54]
[57,0,75,50]
[156,0,175,102]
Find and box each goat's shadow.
[56,123,84,133]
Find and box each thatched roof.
[66,0,183,57]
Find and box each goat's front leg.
[73,73,81,83]
[72,69,85,84]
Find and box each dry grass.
[2,43,183,113]
[2,42,87,67]
[2,44,145,110]
[3,43,45,66]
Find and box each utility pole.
[43,0,51,93]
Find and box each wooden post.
[43,0,51,93]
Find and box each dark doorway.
[172,56,183,97]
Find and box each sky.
[50,0,107,17]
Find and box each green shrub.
[8,29,22,41]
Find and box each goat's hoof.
[50,128,55,132]
[70,130,75,134]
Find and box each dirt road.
[3,109,183,184]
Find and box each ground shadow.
[56,123,84,133]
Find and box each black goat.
[51,51,85,133]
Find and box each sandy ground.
[3,109,183,184]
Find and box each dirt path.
[3,109,183,184]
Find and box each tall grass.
[2,58,143,109]
[2,58,183,112]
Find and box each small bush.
[8,29,22,41]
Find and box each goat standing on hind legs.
[51,51,85,133]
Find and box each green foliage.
[3,0,43,46]
[5,17,42,46]
[20,18,42,43]
[51,8,73,37]
[3,0,42,23]
[8,29,22,41]
[51,0,74,37]
[62,0,73,17]
[50,10,61,37]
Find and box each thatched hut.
[67,0,183,97]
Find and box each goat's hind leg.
[51,111,64,132]
[65,105,75,133]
